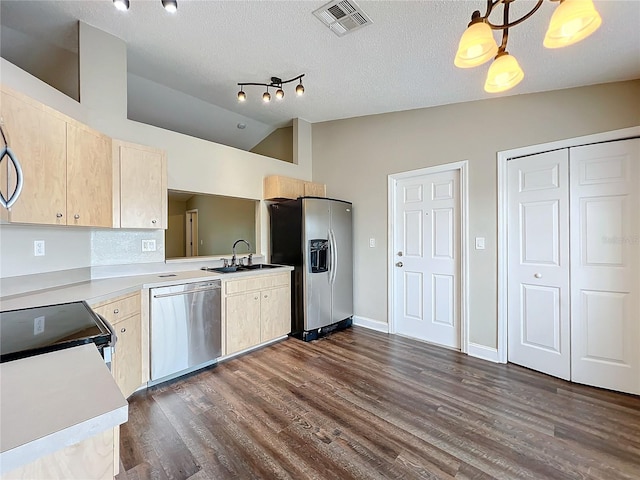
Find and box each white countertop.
[0,344,128,475]
[0,265,293,311]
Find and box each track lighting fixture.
[455,0,602,93]
[113,0,130,11]
[237,74,305,103]
[113,0,178,12]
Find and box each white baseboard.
[352,315,389,333]
[467,342,500,363]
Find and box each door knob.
[74,214,80,220]
[396,262,403,267]
[534,273,542,278]
[397,251,403,257]
[56,213,63,218]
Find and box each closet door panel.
[570,138,640,395]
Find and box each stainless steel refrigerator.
[269,197,353,341]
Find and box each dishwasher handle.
[152,284,221,299]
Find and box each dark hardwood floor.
[117,327,640,480]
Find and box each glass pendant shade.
[275,88,285,100]
[484,53,524,93]
[237,90,246,102]
[263,91,271,102]
[544,0,602,48]
[296,83,304,96]
[454,22,499,68]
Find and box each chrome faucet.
[231,239,251,266]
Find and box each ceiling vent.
[313,0,372,37]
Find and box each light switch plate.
[475,237,485,250]
[369,238,376,248]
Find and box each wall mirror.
[166,190,258,259]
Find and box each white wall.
[312,80,640,349]
[0,23,313,279]
[127,73,275,152]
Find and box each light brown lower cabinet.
[225,273,291,356]
[1,429,116,480]
[91,291,145,398]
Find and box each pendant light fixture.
[237,74,305,103]
[455,0,602,93]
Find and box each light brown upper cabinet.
[1,86,67,225]
[263,175,326,201]
[66,121,113,227]
[0,85,114,227]
[113,140,167,229]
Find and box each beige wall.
[250,126,294,163]
[185,195,256,257]
[311,80,640,349]
[166,198,187,259]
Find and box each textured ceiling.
[1,0,639,129]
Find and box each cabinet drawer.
[224,272,290,295]
[92,292,141,325]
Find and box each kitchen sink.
[240,264,281,270]
[201,264,282,274]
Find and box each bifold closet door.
[570,139,640,395]
[507,149,571,380]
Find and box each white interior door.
[570,139,640,395]
[507,150,571,380]
[394,170,460,349]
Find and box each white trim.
[496,126,640,365]
[467,342,499,363]
[387,161,470,354]
[353,315,389,333]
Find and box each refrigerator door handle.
[329,228,338,285]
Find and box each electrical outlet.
[369,238,376,248]
[33,316,45,335]
[34,240,45,256]
[142,239,157,252]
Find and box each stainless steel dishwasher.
[150,280,221,382]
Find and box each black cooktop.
[0,301,114,363]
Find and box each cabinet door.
[304,181,326,197]
[119,142,167,229]
[112,314,142,398]
[0,88,67,225]
[66,122,113,227]
[225,293,261,355]
[264,175,304,200]
[260,285,291,342]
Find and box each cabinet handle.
[264,294,268,298]
[254,296,259,300]
[74,214,80,220]
[113,308,119,314]
[120,327,126,333]
[56,213,63,218]
[151,219,157,224]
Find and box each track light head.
[113,0,130,11]
[162,0,178,13]
[296,81,305,96]
[263,89,271,103]
[275,88,285,100]
[237,89,246,102]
